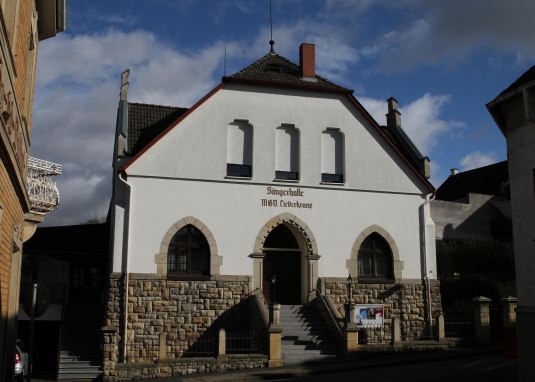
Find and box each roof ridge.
[225,51,352,93]
[128,101,187,110]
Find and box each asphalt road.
[292,353,517,382]
[26,349,517,382]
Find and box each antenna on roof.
[269,0,275,54]
[224,42,227,76]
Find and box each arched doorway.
[262,225,301,304]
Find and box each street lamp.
[271,275,277,304]
[346,274,353,304]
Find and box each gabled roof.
[435,161,509,201]
[487,65,535,134]
[223,52,352,93]
[118,49,434,192]
[381,123,427,177]
[497,65,535,97]
[128,103,188,155]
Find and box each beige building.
[0,0,65,379]
[487,65,535,382]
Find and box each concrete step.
[278,303,341,363]
[283,354,339,363]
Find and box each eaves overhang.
[345,93,435,194]
[486,79,535,136]
[222,76,353,95]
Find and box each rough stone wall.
[103,274,265,380]
[323,278,443,343]
[110,355,268,381]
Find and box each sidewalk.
[133,346,505,382]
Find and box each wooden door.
[263,251,301,305]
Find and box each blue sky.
[32,0,534,225]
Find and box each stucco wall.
[127,85,427,194]
[121,177,428,280]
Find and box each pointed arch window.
[227,121,253,177]
[168,225,210,277]
[358,233,393,280]
[275,125,299,180]
[321,129,344,183]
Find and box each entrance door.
[69,261,103,302]
[262,225,301,305]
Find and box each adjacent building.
[0,1,65,379]
[487,65,535,382]
[104,43,441,379]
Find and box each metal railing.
[226,331,257,354]
[444,315,475,338]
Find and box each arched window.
[227,121,253,177]
[167,225,210,276]
[358,233,393,279]
[321,129,344,183]
[275,125,299,180]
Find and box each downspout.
[117,171,131,363]
[113,70,130,363]
[420,192,436,338]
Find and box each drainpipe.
[420,192,436,338]
[117,171,131,362]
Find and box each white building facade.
[103,43,441,379]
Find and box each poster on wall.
[354,304,384,328]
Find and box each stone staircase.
[280,304,341,364]
[58,303,103,380]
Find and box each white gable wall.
[127,85,427,195]
[115,83,435,282]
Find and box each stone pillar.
[268,327,283,367]
[268,304,283,367]
[345,304,359,353]
[271,304,281,327]
[391,317,401,345]
[435,313,445,341]
[218,328,226,356]
[158,332,167,360]
[249,252,265,291]
[102,327,119,381]
[501,297,517,359]
[472,296,491,343]
[307,254,321,302]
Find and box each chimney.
[386,97,401,129]
[299,43,315,78]
[450,168,459,176]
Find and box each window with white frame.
[321,129,344,183]
[275,125,299,180]
[227,121,253,177]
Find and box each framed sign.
[355,304,384,328]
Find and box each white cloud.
[33,29,232,226]
[459,151,498,171]
[359,93,464,154]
